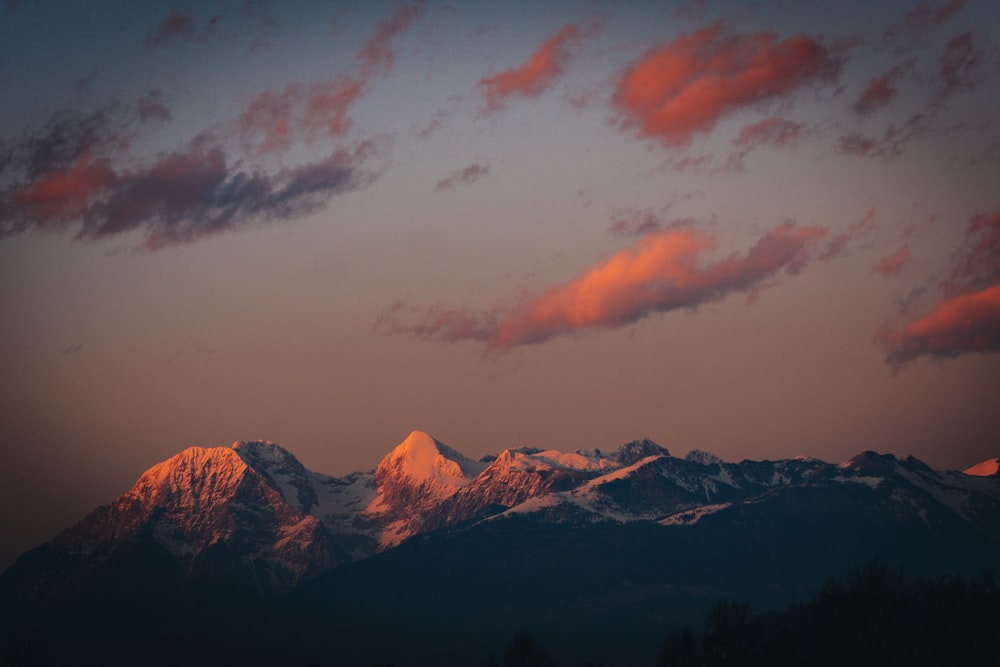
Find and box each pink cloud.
[877,213,1000,366]
[12,152,115,221]
[433,162,490,193]
[380,222,826,349]
[614,22,836,148]
[852,62,912,115]
[872,245,912,277]
[478,23,592,114]
[356,1,425,75]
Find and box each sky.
[1,0,999,570]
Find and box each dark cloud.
[726,116,805,171]
[940,32,978,95]
[837,115,926,159]
[1,129,375,249]
[885,0,967,41]
[136,90,172,122]
[433,162,489,193]
[606,210,694,238]
[146,10,196,47]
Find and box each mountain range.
[3,431,999,665]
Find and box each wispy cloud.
[852,62,912,115]
[607,210,694,238]
[237,2,424,154]
[378,222,826,349]
[885,0,967,41]
[940,32,978,96]
[146,10,195,47]
[877,213,1000,366]
[434,162,489,193]
[614,22,837,148]
[872,245,912,277]
[478,22,595,114]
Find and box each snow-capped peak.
[964,457,1000,477]
[377,431,485,486]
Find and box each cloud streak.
[878,213,1000,366]
[434,162,490,193]
[478,22,593,114]
[614,22,836,148]
[379,222,825,349]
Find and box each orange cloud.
[877,213,1000,366]
[478,23,591,114]
[877,283,1000,366]
[614,22,836,147]
[380,222,825,349]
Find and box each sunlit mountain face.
[3,432,998,665]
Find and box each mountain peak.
[378,431,484,485]
[613,438,670,466]
[132,446,250,504]
[964,458,1000,477]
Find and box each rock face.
[1,445,346,604]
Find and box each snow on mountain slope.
[366,431,487,548]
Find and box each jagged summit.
[965,458,1000,477]
[132,445,251,505]
[613,438,670,466]
[685,449,723,466]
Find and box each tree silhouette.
[502,632,556,667]
[702,600,753,666]
[657,627,700,667]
